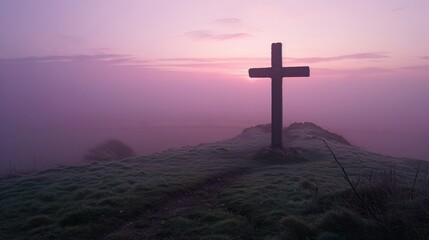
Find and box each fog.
[1,61,428,174]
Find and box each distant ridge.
[286,122,350,145]
[242,122,351,146]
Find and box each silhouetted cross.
[249,43,310,149]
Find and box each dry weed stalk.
[321,139,389,230]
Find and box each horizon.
[1,0,429,173]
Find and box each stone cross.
[249,43,310,149]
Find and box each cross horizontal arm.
[248,67,271,78]
[249,66,310,78]
[281,66,310,77]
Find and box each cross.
[249,43,310,149]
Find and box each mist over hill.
[1,122,427,239]
[1,60,429,175]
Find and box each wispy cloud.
[289,52,389,63]
[56,34,85,45]
[157,57,264,63]
[92,47,115,54]
[421,56,429,60]
[400,65,429,71]
[151,57,266,73]
[0,54,135,64]
[185,30,251,41]
[213,18,242,26]
[312,67,392,76]
[156,52,389,66]
[391,6,406,12]
[186,17,251,41]
[0,52,392,75]
[0,52,388,66]
[140,52,389,74]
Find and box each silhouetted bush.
[84,139,135,162]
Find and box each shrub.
[85,139,135,162]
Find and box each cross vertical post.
[248,43,310,150]
[271,43,283,149]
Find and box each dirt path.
[106,167,251,240]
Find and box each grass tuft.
[60,207,101,226]
[25,215,55,229]
[280,215,315,240]
[105,232,134,240]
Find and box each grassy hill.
[1,122,428,240]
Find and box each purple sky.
[1,1,429,172]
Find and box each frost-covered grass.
[1,122,427,240]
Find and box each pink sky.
[1,0,429,169]
[1,0,428,68]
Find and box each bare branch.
[321,139,388,229]
[410,163,422,199]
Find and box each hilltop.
[0,122,427,240]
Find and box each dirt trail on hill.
[105,167,251,240]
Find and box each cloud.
[157,57,264,63]
[0,52,391,75]
[132,57,265,74]
[56,34,86,45]
[312,67,392,76]
[187,18,250,41]
[140,52,389,75]
[0,54,135,64]
[92,47,115,54]
[0,52,396,78]
[421,56,429,60]
[213,18,242,26]
[400,65,429,71]
[155,52,389,66]
[151,57,265,71]
[391,6,406,12]
[185,30,251,41]
[289,52,389,64]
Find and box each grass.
[1,122,427,239]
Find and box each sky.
[1,0,429,172]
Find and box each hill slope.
[0,122,427,240]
